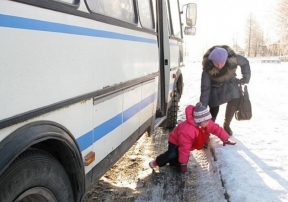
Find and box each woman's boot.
[223,120,233,136]
[223,101,237,136]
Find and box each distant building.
[257,45,268,57]
[267,40,288,56]
[268,42,280,56]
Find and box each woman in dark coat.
[200,45,251,136]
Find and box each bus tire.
[166,89,179,129]
[0,149,74,202]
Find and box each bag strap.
[236,84,244,110]
[243,85,250,101]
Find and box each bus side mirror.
[186,3,197,27]
[184,27,196,35]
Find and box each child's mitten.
[181,164,188,173]
[223,140,236,146]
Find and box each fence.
[248,55,288,63]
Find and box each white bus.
[0,0,197,201]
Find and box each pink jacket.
[168,105,229,164]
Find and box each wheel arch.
[161,69,184,129]
[0,121,85,202]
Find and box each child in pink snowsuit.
[149,102,236,173]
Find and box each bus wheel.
[0,149,73,202]
[166,88,179,129]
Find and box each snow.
[179,60,288,202]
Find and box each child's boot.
[149,160,157,169]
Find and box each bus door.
[156,0,172,118]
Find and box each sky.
[178,60,288,201]
[180,0,279,60]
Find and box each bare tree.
[276,0,288,55]
[245,13,263,57]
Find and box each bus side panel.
[90,81,156,172]
[92,92,123,168]
[0,3,158,121]
[122,84,141,139]
[0,0,160,198]
[140,80,156,132]
[170,40,181,70]
[169,39,182,91]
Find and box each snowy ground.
[83,61,288,202]
[179,61,288,202]
[211,62,288,202]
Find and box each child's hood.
[185,105,197,126]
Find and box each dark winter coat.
[168,105,229,164]
[200,45,251,108]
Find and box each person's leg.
[168,154,180,166]
[224,98,239,136]
[210,106,219,121]
[203,106,219,148]
[155,142,178,167]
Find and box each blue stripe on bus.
[77,93,156,151]
[94,114,122,142]
[0,14,157,44]
[141,94,155,109]
[123,102,141,123]
[77,130,93,151]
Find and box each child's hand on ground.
[223,139,236,146]
[181,164,188,173]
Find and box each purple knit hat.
[208,47,228,64]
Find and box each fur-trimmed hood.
[202,45,238,83]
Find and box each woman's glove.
[223,139,236,146]
[237,78,245,85]
[181,164,188,173]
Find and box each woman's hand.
[237,78,245,85]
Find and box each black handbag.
[235,85,252,120]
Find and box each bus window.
[165,0,172,35]
[86,0,136,23]
[137,0,154,29]
[151,0,156,29]
[168,0,181,38]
